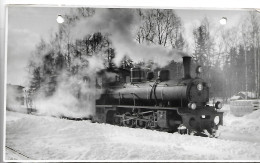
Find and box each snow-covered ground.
[219,105,260,143]
[5,105,260,161]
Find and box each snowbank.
[5,110,260,161]
[219,105,260,142]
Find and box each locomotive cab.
[130,67,171,84]
[158,70,170,82]
[130,67,156,83]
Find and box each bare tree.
[192,17,215,80]
[58,8,95,69]
[248,11,260,98]
[135,9,185,78]
[239,11,260,98]
[136,9,183,49]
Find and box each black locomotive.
[96,56,223,137]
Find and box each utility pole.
[244,44,248,100]
[257,36,260,98]
[258,38,260,98]
[254,33,258,99]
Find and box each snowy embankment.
[5,106,260,161]
[219,105,260,143]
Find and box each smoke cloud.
[32,55,105,118]
[73,8,188,67]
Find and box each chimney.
[183,56,191,79]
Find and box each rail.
[6,145,34,160]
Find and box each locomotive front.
[177,57,223,136]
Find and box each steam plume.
[32,55,104,118]
[73,8,188,66]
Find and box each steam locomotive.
[93,56,223,137]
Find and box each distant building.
[6,84,25,106]
[230,91,259,116]
[230,91,257,101]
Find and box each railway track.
[5,146,34,160]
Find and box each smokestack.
[183,56,191,79]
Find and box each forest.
[27,8,260,101]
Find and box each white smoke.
[72,8,187,67]
[33,55,105,118]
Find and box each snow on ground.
[5,105,260,161]
[219,105,260,142]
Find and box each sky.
[7,7,70,86]
[7,6,250,86]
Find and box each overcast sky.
[7,7,70,86]
[7,6,249,86]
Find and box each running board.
[96,105,179,111]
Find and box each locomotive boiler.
[94,56,223,137]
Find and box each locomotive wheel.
[122,112,136,128]
[145,120,155,129]
[136,120,146,128]
[188,130,197,136]
[145,115,156,129]
[113,113,121,125]
[208,128,220,138]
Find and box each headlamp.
[197,83,203,91]
[214,116,220,125]
[188,103,197,110]
[196,66,202,74]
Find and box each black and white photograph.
[4,4,260,161]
